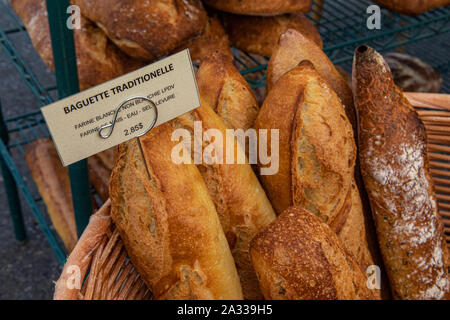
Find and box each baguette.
[196,53,259,130]
[221,12,322,57]
[72,0,207,61]
[109,123,243,300]
[375,0,450,15]
[267,29,357,131]
[25,139,77,252]
[255,62,355,217]
[11,0,144,91]
[353,45,450,300]
[174,101,277,299]
[254,62,378,289]
[250,207,378,300]
[203,0,312,16]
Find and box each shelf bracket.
[45,0,92,236]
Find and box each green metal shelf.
[0,0,449,265]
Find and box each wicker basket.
[54,93,450,300]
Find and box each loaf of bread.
[353,45,450,300]
[384,53,442,93]
[254,62,378,286]
[196,53,259,130]
[375,0,450,15]
[174,101,277,299]
[12,0,144,91]
[203,0,312,16]
[25,139,77,252]
[175,15,233,64]
[250,207,378,300]
[109,123,243,300]
[72,0,207,61]
[221,12,322,57]
[255,62,354,216]
[267,29,357,131]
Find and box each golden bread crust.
[221,12,322,57]
[267,29,357,131]
[72,0,208,61]
[109,123,243,300]
[250,207,378,300]
[196,53,259,130]
[254,62,378,282]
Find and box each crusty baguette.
[375,0,450,15]
[196,53,259,130]
[221,12,322,57]
[174,101,277,299]
[25,139,77,252]
[255,61,355,217]
[175,15,233,64]
[203,0,312,16]
[353,45,450,300]
[11,0,144,91]
[267,29,357,131]
[109,123,243,300]
[54,200,112,300]
[254,62,378,288]
[250,207,378,300]
[72,0,207,61]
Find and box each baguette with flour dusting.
[353,45,449,300]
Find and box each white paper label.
[42,50,200,166]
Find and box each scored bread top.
[196,53,259,130]
[254,61,355,224]
[267,29,357,132]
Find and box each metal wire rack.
[0,0,449,264]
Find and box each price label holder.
[42,49,200,166]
